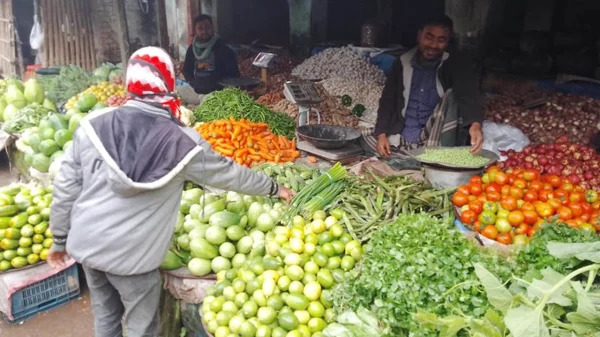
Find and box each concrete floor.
[0,151,95,337]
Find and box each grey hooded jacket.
[50,101,279,276]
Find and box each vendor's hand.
[278,186,294,202]
[469,123,484,154]
[47,247,69,269]
[376,134,391,158]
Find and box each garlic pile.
[321,77,383,111]
[291,47,386,85]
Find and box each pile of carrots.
[195,117,301,167]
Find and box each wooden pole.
[114,0,130,65]
[156,0,170,52]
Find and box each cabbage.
[108,68,124,82]
[5,85,26,108]
[23,79,45,104]
[93,66,111,81]
[2,104,19,122]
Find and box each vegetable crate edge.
[4,263,80,324]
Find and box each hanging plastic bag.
[482,121,530,160]
[30,14,44,50]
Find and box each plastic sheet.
[162,270,216,305]
[482,121,530,160]
[29,15,44,50]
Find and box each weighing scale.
[284,81,364,163]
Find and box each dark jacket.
[183,38,240,94]
[373,47,483,137]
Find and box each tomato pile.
[500,136,600,192]
[452,166,600,245]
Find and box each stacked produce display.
[0,183,54,271]
[1,47,599,337]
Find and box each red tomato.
[581,202,593,215]
[561,183,575,192]
[496,232,512,245]
[487,191,501,202]
[523,190,538,203]
[500,196,518,211]
[528,180,544,192]
[485,183,502,195]
[460,210,476,225]
[509,186,525,200]
[468,200,484,215]
[523,210,539,225]
[452,192,469,207]
[558,207,574,221]
[481,225,499,240]
[569,192,585,204]
[554,190,570,203]
[521,202,535,212]
[592,201,600,210]
[512,178,528,189]
[538,190,554,202]
[547,175,562,188]
[508,210,525,227]
[457,185,471,196]
[501,185,511,196]
[535,203,554,218]
[494,172,509,185]
[470,184,483,196]
[568,202,584,218]
[469,176,482,185]
[515,223,531,235]
[523,169,540,181]
[548,198,563,210]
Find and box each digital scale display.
[283,81,321,105]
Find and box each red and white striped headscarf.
[126,47,182,120]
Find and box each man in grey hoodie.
[47,47,292,337]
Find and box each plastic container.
[23,64,41,81]
[6,263,80,324]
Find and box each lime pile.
[200,210,364,337]
[165,190,287,277]
[0,183,54,271]
[17,110,85,174]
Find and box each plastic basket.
[7,264,80,324]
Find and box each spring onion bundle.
[281,162,347,223]
[302,181,345,217]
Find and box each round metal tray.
[410,146,499,170]
[296,124,361,149]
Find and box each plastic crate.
[7,264,80,324]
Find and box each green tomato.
[478,210,497,226]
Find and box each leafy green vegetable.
[37,65,93,105]
[2,103,52,133]
[323,307,389,337]
[193,88,296,138]
[516,223,600,275]
[333,213,515,336]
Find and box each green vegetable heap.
[37,65,93,105]
[194,88,296,139]
[333,213,514,337]
[417,148,489,167]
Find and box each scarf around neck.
[193,34,219,61]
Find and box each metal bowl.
[422,165,484,190]
[296,125,362,149]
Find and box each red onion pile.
[500,136,600,191]
[486,91,600,144]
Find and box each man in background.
[362,15,484,168]
[182,14,240,95]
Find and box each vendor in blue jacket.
[182,14,240,94]
[362,15,484,167]
[47,47,292,337]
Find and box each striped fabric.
[125,46,182,121]
[361,89,460,169]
